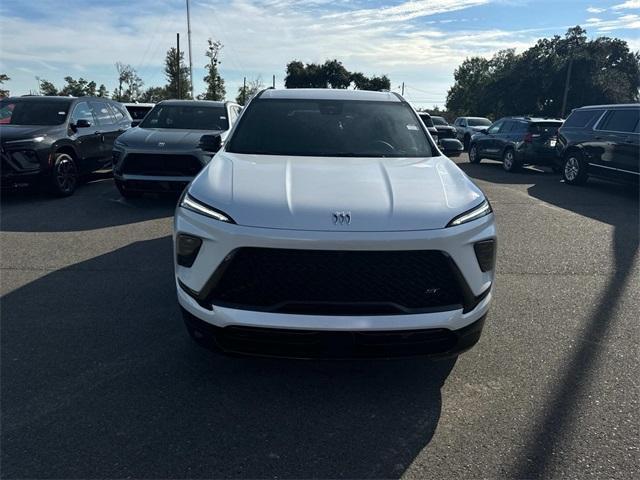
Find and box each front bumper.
[1,146,47,187]
[174,207,495,338]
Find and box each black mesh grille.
[122,153,203,176]
[206,248,464,315]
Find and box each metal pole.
[186,0,194,99]
[401,82,404,96]
[242,77,246,104]
[177,33,181,99]
[560,57,573,118]
[272,75,275,88]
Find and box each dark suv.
[557,104,639,186]
[1,96,132,195]
[468,117,563,172]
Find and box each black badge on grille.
[332,211,351,225]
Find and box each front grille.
[122,153,203,176]
[205,248,465,315]
[437,128,456,139]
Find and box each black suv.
[557,104,639,186]
[468,116,563,172]
[1,96,132,195]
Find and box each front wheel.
[49,152,79,196]
[502,148,520,172]
[469,144,481,164]
[563,152,588,185]
[463,134,471,151]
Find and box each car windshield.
[419,114,435,128]
[0,99,71,126]
[468,118,492,126]
[139,104,229,130]
[127,106,153,120]
[431,116,448,126]
[227,99,434,158]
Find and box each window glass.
[228,106,238,125]
[140,105,229,130]
[597,109,639,133]
[564,109,605,128]
[70,101,94,126]
[419,114,434,127]
[530,122,562,135]
[108,103,124,121]
[487,121,503,134]
[0,99,71,125]
[126,106,152,121]
[431,116,448,126]
[510,121,528,133]
[468,118,492,127]
[227,99,434,158]
[90,101,114,126]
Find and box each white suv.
[174,89,496,358]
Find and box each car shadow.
[1,236,456,479]
[458,158,639,478]
[1,178,177,233]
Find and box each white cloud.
[612,0,640,10]
[586,6,606,13]
[585,13,640,31]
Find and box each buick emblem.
[332,211,351,225]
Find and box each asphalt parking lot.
[1,156,638,479]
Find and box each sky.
[0,0,638,108]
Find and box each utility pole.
[272,75,275,88]
[186,0,194,99]
[560,57,573,118]
[401,82,405,96]
[242,77,246,104]
[176,33,181,99]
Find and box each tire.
[502,148,520,172]
[468,144,481,164]
[562,151,588,185]
[463,134,471,151]
[49,152,79,196]
[115,179,142,198]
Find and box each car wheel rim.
[565,157,579,181]
[56,156,77,192]
[470,147,476,162]
[504,152,513,169]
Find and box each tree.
[140,86,168,103]
[235,76,264,105]
[0,74,9,98]
[37,77,58,96]
[200,38,226,100]
[164,47,191,99]
[97,84,109,98]
[446,26,640,118]
[285,60,390,91]
[59,76,97,97]
[115,63,143,101]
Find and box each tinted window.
[90,101,114,126]
[530,122,562,135]
[140,105,229,130]
[431,116,448,126]
[564,109,605,128]
[510,121,528,133]
[0,99,71,126]
[597,108,639,133]
[419,114,434,127]
[126,106,152,121]
[468,118,491,127]
[70,101,94,126]
[227,99,434,158]
[487,121,503,134]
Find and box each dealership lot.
[1,158,638,478]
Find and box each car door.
[493,120,514,156]
[89,100,118,168]
[68,101,101,173]
[478,120,504,158]
[593,107,639,176]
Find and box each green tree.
[115,62,143,101]
[236,76,264,105]
[285,60,390,90]
[200,38,226,100]
[164,47,191,99]
[59,76,97,97]
[37,77,58,96]
[351,72,391,91]
[0,74,9,98]
[140,86,168,103]
[97,84,109,98]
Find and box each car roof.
[157,99,228,107]
[576,103,639,110]
[507,116,563,123]
[6,96,75,102]
[123,102,155,107]
[259,88,401,102]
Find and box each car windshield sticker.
[407,124,419,131]
[220,116,227,119]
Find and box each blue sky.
[1,0,638,107]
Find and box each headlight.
[446,199,492,227]
[180,193,235,223]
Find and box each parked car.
[557,104,639,186]
[468,117,563,172]
[123,102,155,127]
[1,96,132,196]
[112,100,242,197]
[419,112,464,157]
[431,115,458,140]
[453,116,492,150]
[175,89,496,358]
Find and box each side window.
[70,101,94,126]
[500,120,514,133]
[108,103,125,122]
[90,101,115,127]
[564,109,605,128]
[597,109,639,133]
[228,106,238,126]
[487,120,503,134]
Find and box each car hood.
[435,125,456,131]
[469,125,489,131]
[118,127,226,150]
[0,125,53,144]
[188,152,485,232]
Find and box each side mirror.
[199,133,222,153]
[480,128,489,134]
[72,119,92,130]
[439,138,464,158]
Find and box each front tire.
[49,152,79,196]
[563,152,588,185]
[469,144,481,164]
[502,148,520,172]
[463,134,471,151]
